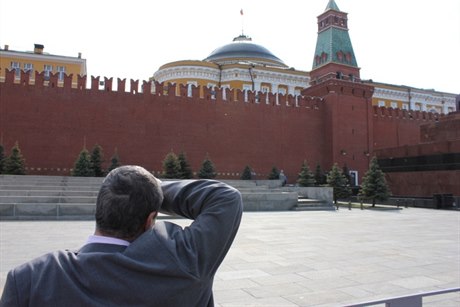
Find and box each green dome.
[204,35,287,68]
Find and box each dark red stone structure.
[2,69,454,198]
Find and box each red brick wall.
[0,75,327,182]
[0,70,441,190]
[420,112,460,143]
[375,116,460,197]
[303,80,375,180]
[372,107,438,149]
[385,171,460,197]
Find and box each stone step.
[0,202,180,221]
[0,176,333,219]
[234,187,271,193]
[242,192,298,211]
[0,203,96,220]
[291,205,336,211]
[291,197,336,211]
[0,177,103,184]
[0,195,96,204]
[0,190,98,197]
[0,185,101,192]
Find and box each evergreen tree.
[241,165,252,180]
[90,144,104,177]
[314,164,326,186]
[327,163,351,204]
[4,142,26,175]
[162,151,181,179]
[0,144,5,174]
[198,155,216,179]
[108,150,121,172]
[268,166,280,180]
[297,160,316,187]
[177,151,193,179]
[359,156,391,207]
[72,148,95,177]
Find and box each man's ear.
[145,211,158,230]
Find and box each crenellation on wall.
[63,73,73,90]
[77,75,86,90]
[154,81,163,96]
[19,69,30,86]
[130,79,139,94]
[1,70,329,109]
[35,71,45,88]
[142,80,151,96]
[4,68,15,83]
[117,78,126,92]
[372,105,442,122]
[90,76,99,91]
[179,84,188,97]
[104,77,113,92]
[48,71,59,88]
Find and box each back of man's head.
[95,165,163,241]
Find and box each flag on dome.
[240,9,243,15]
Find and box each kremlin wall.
[0,0,458,198]
[2,69,457,198]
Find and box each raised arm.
[158,179,243,277]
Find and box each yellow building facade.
[0,44,86,86]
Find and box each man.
[0,165,243,306]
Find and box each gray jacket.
[0,179,243,307]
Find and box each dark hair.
[95,165,163,240]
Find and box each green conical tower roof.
[312,0,358,70]
[325,0,340,12]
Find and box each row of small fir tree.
[295,158,390,206]
[1,143,390,206]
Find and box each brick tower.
[303,0,375,184]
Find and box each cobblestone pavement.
[1,208,459,306]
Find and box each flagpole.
[240,9,244,35]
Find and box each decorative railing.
[344,287,460,307]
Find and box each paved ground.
[1,207,459,306]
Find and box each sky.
[1,0,459,94]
